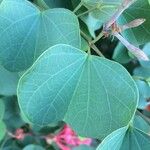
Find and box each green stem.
[73,1,83,13]
[80,30,104,57]
[80,30,91,42]
[77,7,95,17]
[90,44,104,57]
[91,32,104,44]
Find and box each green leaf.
[3,146,20,150]
[0,0,81,72]
[34,0,72,9]
[118,0,150,46]
[80,13,102,38]
[3,96,24,131]
[112,42,132,64]
[97,126,150,150]
[0,65,19,96]
[18,44,138,139]
[133,115,150,134]
[0,121,6,141]
[134,67,150,79]
[23,144,45,150]
[81,37,90,52]
[0,99,5,121]
[82,0,122,23]
[134,80,150,109]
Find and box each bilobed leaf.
[82,0,123,23]
[118,0,150,46]
[23,144,45,150]
[0,121,6,141]
[97,126,150,150]
[0,65,19,96]
[0,0,80,71]
[18,44,138,139]
[0,99,5,120]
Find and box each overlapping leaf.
[23,144,45,150]
[97,125,150,150]
[134,80,150,109]
[18,44,138,139]
[118,0,150,46]
[34,0,72,9]
[82,0,123,23]
[134,67,150,79]
[133,115,150,134]
[0,0,80,71]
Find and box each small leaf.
[23,144,45,150]
[0,0,81,71]
[18,44,138,139]
[0,121,6,141]
[97,126,150,150]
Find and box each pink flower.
[46,125,92,150]
[8,128,26,140]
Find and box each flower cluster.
[46,125,92,150]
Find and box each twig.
[104,0,136,30]
[113,32,149,61]
[80,30,104,57]
[91,32,104,44]
[73,1,83,13]
[80,30,91,42]
[90,44,104,57]
[77,7,96,17]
